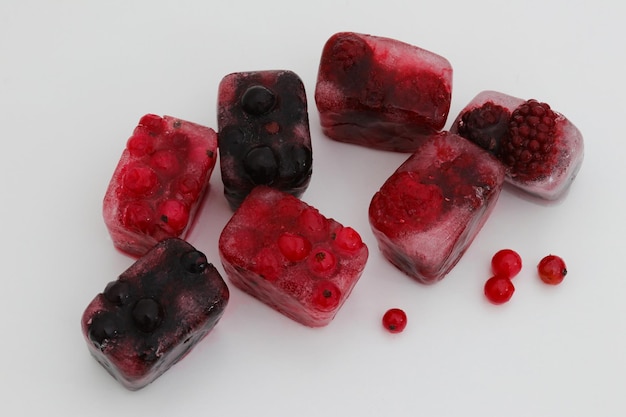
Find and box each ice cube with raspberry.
[314,31,453,152]
[218,186,368,327]
[81,238,229,390]
[450,90,584,200]
[103,114,218,257]
[217,70,313,210]
[369,132,506,284]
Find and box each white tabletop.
[1,1,623,416]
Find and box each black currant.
[241,85,276,116]
[244,146,278,185]
[181,250,209,273]
[132,298,164,333]
[103,280,131,306]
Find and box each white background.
[1,1,624,415]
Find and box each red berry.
[123,165,158,196]
[333,226,364,253]
[308,248,337,275]
[369,171,444,237]
[382,308,407,333]
[138,114,167,135]
[311,281,341,311]
[537,255,567,285]
[484,276,515,304]
[491,249,522,279]
[122,201,154,233]
[156,199,189,235]
[278,232,312,262]
[501,99,558,180]
[252,248,280,281]
[127,133,155,157]
[150,149,181,177]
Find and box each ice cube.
[369,132,505,284]
[450,90,584,200]
[217,70,313,210]
[81,238,229,390]
[314,32,453,152]
[219,186,368,327]
[103,114,218,257]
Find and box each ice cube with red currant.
[81,238,229,390]
[217,70,312,210]
[369,132,506,284]
[103,114,218,257]
[314,31,453,152]
[450,90,584,200]
[218,186,368,327]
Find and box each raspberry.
[369,171,445,237]
[501,100,558,180]
[456,101,511,155]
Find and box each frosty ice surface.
[219,187,368,327]
[218,70,312,210]
[103,114,218,257]
[81,238,229,390]
[369,132,505,284]
[451,90,584,200]
[315,32,453,152]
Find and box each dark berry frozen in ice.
[451,91,584,200]
[315,32,453,152]
[217,70,312,210]
[103,114,218,257]
[81,238,229,390]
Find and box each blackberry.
[456,101,510,155]
[501,100,558,180]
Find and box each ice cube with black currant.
[81,238,229,390]
[217,70,312,210]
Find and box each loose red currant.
[484,276,515,304]
[382,308,407,333]
[537,255,567,285]
[491,249,522,279]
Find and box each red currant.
[484,276,515,305]
[491,249,522,279]
[382,308,407,333]
[277,232,311,262]
[537,255,567,285]
[311,281,341,311]
[308,248,337,275]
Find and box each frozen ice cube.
[450,90,584,200]
[369,132,505,284]
[219,186,368,327]
[217,70,312,210]
[315,32,453,152]
[81,238,229,390]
